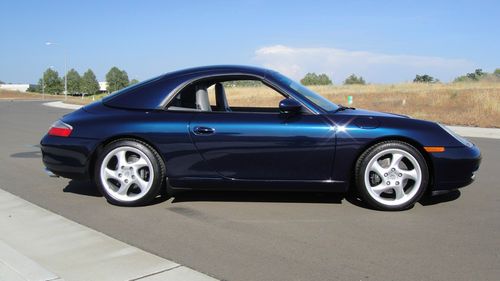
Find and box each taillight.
[48,120,73,137]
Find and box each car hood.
[329,108,410,118]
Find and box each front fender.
[329,115,466,184]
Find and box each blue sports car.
[41,65,481,210]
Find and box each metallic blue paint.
[40,65,481,194]
[278,98,302,113]
[189,112,335,181]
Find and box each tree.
[467,69,485,80]
[453,75,469,82]
[129,79,140,86]
[42,68,63,94]
[106,67,129,93]
[65,69,81,95]
[300,73,333,85]
[343,74,366,85]
[301,73,317,85]
[494,68,500,77]
[27,84,41,92]
[316,73,332,85]
[81,69,100,96]
[454,68,486,82]
[413,74,437,83]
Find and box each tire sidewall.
[94,140,163,206]
[356,141,429,211]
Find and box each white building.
[0,84,31,92]
[98,82,108,93]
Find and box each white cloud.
[254,45,475,83]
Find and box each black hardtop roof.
[160,65,272,79]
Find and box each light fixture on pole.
[45,42,68,100]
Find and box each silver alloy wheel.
[99,146,155,202]
[363,148,422,206]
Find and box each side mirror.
[279,98,302,114]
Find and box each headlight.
[438,123,473,147]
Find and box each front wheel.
[95,139,165,206]
[355,141,429,211]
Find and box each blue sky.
[1,0,499,84]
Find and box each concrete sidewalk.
[43,101,82,110]
[0,188,218,281]
[447,126,500,139]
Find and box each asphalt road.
[1,100,499,281]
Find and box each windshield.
[269,71,339,112]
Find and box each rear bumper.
[431,144,481,190]
[40,134,98,180]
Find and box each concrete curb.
[0,240,62,281]
[43,101,82,110]
[447,126,500,140]
[0,188,218,281]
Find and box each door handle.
[193,126,215,135]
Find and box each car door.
[189,111,335,181]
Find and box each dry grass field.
[310,83,500,128]
[2,82,499,127]
[0,89,105,105]
[222,82,500,128]
[0,90,55,100]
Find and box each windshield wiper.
[334,104,356,112]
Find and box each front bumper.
[431,144,481,190]
[40,134,99,180]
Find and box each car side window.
[166,76,307,114]
[207,79,285,113]
[167,84,203,112]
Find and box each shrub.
[343,74,366,85]
[300,73,333,85]
[413,74,437,83]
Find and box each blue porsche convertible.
[41,65,481,210]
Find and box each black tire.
[94,139,166,206]
[354,141,429,211]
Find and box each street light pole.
[45,42,68,100]
[64,49,67,100]
[42,75,45,100]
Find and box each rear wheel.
[355,141,429,211]
[95,139,165,206]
